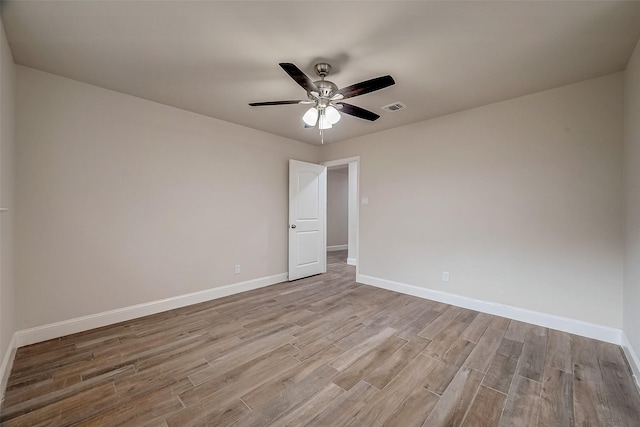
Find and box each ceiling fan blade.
[336,75,395,99]
[336,102,380,121]
[279,63,319,93]
[249,100,305,106]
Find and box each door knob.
[290,224,297,229]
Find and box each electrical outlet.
[442,271,450,282]
[235,265,241,274]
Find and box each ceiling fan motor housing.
[313,80,338,99]
[311,63,337,98]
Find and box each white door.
[289,159,327,281]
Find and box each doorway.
[327,165,348,250]
[323,157,359,268]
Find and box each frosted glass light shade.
[325,105,341,125]
[318,114,332,130]
[302,107,318,126]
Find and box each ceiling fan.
[249,63,395,133]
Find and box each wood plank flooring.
[2,250,639,426]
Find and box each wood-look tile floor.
[2,250,640,426]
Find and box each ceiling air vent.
[381,102,407,112]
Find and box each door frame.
[323,156,359,275]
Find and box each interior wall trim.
[327,245,348,252]
[0,333,17,404]
[13,272,288,348]
[5,271,637,399]
[622,333,640,392]
[346,258,357,266]
[356,273,623,345]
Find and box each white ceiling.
[3,1,640,146]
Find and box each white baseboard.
[622,333,640,392]
[0,333,17,403]
[14,273,288,348]
[327,245,348,252]
[7,271,636,394]
[357,274,622,345]
[347,258,357,266]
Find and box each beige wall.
[624,39,640,356]
[0,19,16,362]
[327,168,348,247]
[15,66,319,330]
[6,44,633,343]
[321,73,624,328]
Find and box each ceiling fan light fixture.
[302,107,318,126]
[325,105,341,125]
